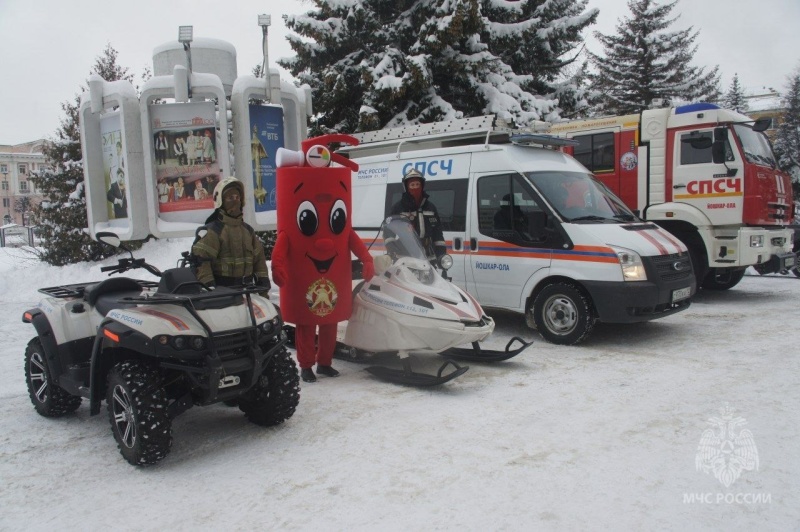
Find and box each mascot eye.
[297,201,318,236]
[330,199,347,235]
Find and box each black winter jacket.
[389,192,446,257]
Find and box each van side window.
[385,178,467,231]
[477,174,545,245]
[573,133,615,173]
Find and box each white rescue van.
[340,116,697,345]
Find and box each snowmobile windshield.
[382,217,430,261]
[732,124,776,168]
[525,170,637,223]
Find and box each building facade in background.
[0,140,46,226]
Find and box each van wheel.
[530,283,594,345]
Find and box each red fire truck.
[549,103,797,289]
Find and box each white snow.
[0,239,798,529]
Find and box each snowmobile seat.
[84,278,144,316]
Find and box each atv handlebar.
[101,258,162,278]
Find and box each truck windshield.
[524,171,637,223]
[733,124,776,168]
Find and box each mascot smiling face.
[275,150,354,324]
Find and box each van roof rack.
[341,115,570,157]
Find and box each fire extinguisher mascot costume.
[272,135,374,383]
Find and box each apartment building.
[0,139,46,225]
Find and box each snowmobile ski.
[365,358,468,387]
[443,336,532,362]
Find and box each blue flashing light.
[675,103,720,114]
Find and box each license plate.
[784,256,796,269]
[672,286,691,303]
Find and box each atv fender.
[22,309,64,382]
[89,319,153,416]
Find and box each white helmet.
[213,177,245,210]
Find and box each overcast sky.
[1,0,798,145]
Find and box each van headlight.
[609,245,647,281]
[750,235,764,248]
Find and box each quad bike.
[330,216,531,386]
[22,232,300,466]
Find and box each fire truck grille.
[647,253,693,282]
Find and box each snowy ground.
[0,239,798,530]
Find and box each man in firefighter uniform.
[191,177,271,291]
[390,168,446,260]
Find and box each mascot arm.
[271,231,289,287]
[349,230,374,281]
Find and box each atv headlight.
[439,254,453,271]
[609,245,646,281]
[258,317,281,337]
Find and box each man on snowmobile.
[192,177,271,292]
[390,168,446,261]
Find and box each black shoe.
[316,365,340,378]
[301,368,317,383]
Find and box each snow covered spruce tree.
[722,74,749,113]
[31,44,137,265]
[280,0,598,134]
[773,71,800,201]
[588,0,720,115]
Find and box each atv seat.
[157,268,243,310]
[158,268,204,295]
[84,278,144,316]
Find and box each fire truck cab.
[549,103,797,290]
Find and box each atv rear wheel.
[530,282,595,345]
[238,347,300,427]
[106,361,172,466]
[24,338,81,417]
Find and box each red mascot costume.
[271,135,374,383]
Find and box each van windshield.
[525,171,637,223]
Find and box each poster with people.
[101,114,128,220]
[248,105,284,213]
[149,102,220,217]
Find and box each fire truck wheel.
[530,282,595,345]
[701,268,746,290]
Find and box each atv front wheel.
[238,347,300,427]
[106,361,172,466]
[24,338,81,417]
[530,282,595,345]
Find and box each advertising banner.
[100,113,128,220]
[249,105,284,213]
[149,102,220,220]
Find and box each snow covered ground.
[0,239,798,530]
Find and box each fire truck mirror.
[712,127,728,165]
[752,117,772,133]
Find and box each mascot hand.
[362,261,375,281]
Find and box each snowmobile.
[332,216,531,386]
[22,232,300,466]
